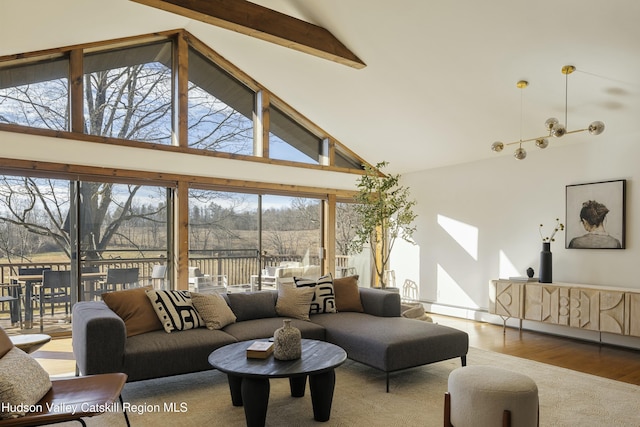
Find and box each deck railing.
[0,253,355,333]
[0,253,353,290]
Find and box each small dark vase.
[526,267,534,278]
[539,242,552,283]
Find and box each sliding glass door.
[188,189,260,291]
[261,195,323,287]
[0,174,172,333]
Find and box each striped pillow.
[146,290,203,333]
[294,273,336,314]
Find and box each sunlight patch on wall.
[436,264,479,308]
[437,214,478,260]
[499,250,520,279]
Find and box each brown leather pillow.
[333,275,364,312]
[102,286,162,337]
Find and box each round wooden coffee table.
[209,339,346,427]
[10,333,51,353]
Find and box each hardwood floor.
[432,313,640,386]
[30,314,640,386]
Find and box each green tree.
[350,161,417,288]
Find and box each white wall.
[395,131,640,347]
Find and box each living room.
[2,1,640,425]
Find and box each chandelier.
[490,65,605,160]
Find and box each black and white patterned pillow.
[294,273,336,314]
[146,290,203,333]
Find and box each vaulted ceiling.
[3,0,640,174]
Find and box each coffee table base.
[227,370,336,426]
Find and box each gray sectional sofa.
[72,288,468,391]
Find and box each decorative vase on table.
[274,319,301,360]
[539,242,552,283]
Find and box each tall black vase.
[539,242,552,283]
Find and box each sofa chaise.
[72,284,468,391]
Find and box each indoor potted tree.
[350,161,417,289]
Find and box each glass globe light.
[588,121,605,135]
[514,147,527,160]
[545,117,559,131]
[535,138,549,149]
[491,141,504,152]
[551,123,566,137]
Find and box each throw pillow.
[146,290,203,333]
[294,273,336,314]
[102,286,163,337]
[275,284,315,321]
[191,292,236,330]
[226,292,277,321]
[0,347,52,419]
[333,275,364,312]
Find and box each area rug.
[58,346,640,426]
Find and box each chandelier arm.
[564,128,588,136]
[504,136,550,146]
[502,128,588,147]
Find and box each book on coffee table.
[246,341,274,359]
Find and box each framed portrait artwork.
[565,179,626,249]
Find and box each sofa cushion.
[294,274,337,314]
[145,290,203,333]
[226,291,277,321]
[275,284,315,320]
[311,312,469,372]
[223,317,326,342]
[333,275,364,312]
[191,292,236,330]
[0,347,52,419]
[102,286,163,337]
[123,328,237,381]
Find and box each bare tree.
[0,49,252,260]
[336,202,359,255]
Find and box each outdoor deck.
[0,254,350,336]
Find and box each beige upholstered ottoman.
[444,365,538,427]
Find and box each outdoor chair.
[0,327,130,426]
[38,270,72,332]
[0,284,22,329]
[150,264,167,289]
[103,267,140,292]
[80,266,102,300]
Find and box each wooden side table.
[10,333,51,353]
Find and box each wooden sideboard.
[489,279,640,337]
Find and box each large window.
[84,42,173,143]
[0,56,69,131]
[188,189,259,289]
[0,174,171,333]
[0,31,367,171]
[269,106,321,164]
[187,49,255,154]
[261,195,322,285]
[336,202,371,285]
[188,191,324,291]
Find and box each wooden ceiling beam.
[130,0,366,69]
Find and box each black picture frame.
[565,179,626,249]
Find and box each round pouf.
[447,365,538,427]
